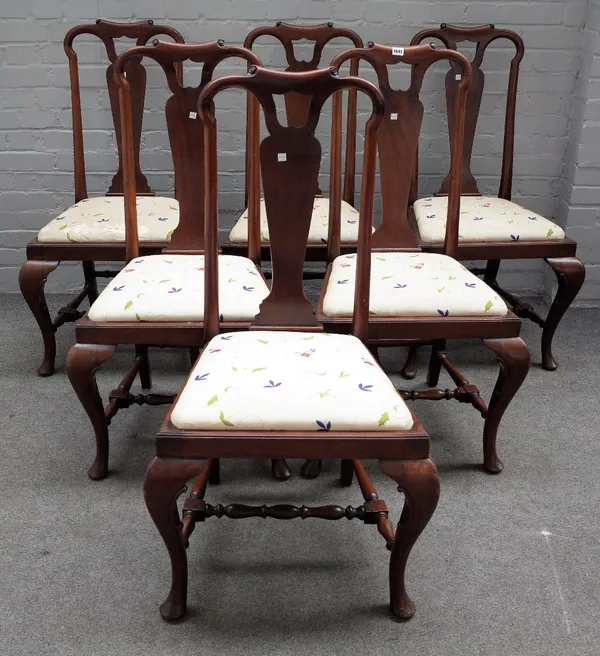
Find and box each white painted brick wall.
[0,0,597,304]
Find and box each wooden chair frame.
[318,43,530,474]
[221,21,363,265]
[408,24,585,371]
[145,65,439,623]
[19,19,185,376]
[66,40,263,480]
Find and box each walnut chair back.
[113,40,262,261]
[244,22,363,211]
[410,24,524,199]
[64,19,184,202]
[330,43,472,258]
[199,66,384,344]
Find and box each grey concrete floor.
[0,292,599,656]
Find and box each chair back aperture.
[330,43,472,259]
[64,19,185,202]
[199,66,385,344]
[411,24,524,199]
[113,41,262,262]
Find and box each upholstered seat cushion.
[171,331,414,431]
[37,196,179,243]
[87,254,268,322]
[322,252,508,317]
[413,195,566,243]
[228,197,365,244]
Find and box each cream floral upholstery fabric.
[37,196,179,243]
[413,195,565,243]
[87,254,268,322]
[322,252,508,317]
[228,197,366,244]
[171,331,414,431]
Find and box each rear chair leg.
[66,342,116,480]
[136,345,152,390]
[271,459,292,481]
[379,458,440,620]
[300,459,322,479]
[426,340,446,387]
[542,258,585,371]
[19,260,60,376]
[144,457,206,621]
[481,337,530,473]
[400,345,419,380]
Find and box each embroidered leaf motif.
[158,217,169,222]
[528,216,538,221]
[59,224,68,231]
[227,277,236,283]
[437,309,449,316]
[437,287,446,293]
[195,373,209,381]
[337,279,349,285]
[318,389,330,398]
[136,293,144,298]
[252,367,267,373]
[394,283,407,289]
[376,256,387,261]
[66,232,76,243]
[316,420,332,431]
[168,287,182,293]
[301,336,314,340]
[510,234,520,241]
[484,300,493,312]
[224,386,232,392]
[113,285,125,291]
[242,286,254,292]
[358,384,373,392]
[163,260,173,264]
[339,371,350,378]
[546,228,553,237]
[207,395,218,406]
[257,339,269,344]
[165,230,173,240]
[448,276,456,280]
[473,216,483,221]
[219,410,234,427]
[378,412,390,427]
[124,300,133,310]
[381,276,393,280]
[264,380,282,388]
[158,280,171,284]
[465,282,476,288]
[136,313,144,321]
[220,335,232,340]
[232,366,238,372]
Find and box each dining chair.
[406,24,585,372]
[19,19,184,376]
[66,40,268,481]
[144,63,440,622]
[315,43,530,475]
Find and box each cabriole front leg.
[542,257,585,371]
[19,260,60,376]
[379,458,440,620]
[144,457,206,621]
[481,337,530,474]
[66,342,116,480]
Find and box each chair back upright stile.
[330,43,472,258]
[199,65,385,345]
[113,40,263,264]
